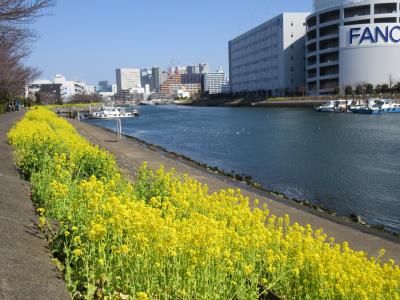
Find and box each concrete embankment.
[184,98,329,108]
[0,110,70,300]
[68,118,400,263]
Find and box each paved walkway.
[70,118,400,263]
[0,110,70,300]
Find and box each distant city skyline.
[26,0,311,85]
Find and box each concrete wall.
[229,13,309,96]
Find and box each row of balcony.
[307,2,399,27]
[308,78,339,94]
[307,16,400,42]
[307,38,339,53]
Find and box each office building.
[306,0,400,95]
[160,74,202,97]
[26,80,62,104]
[181,73,202,84]
[85,85,96,95]
[116,68,141,91]
[229,13,309,96]
[199,63,210,74]
[53,74,85,101]
[141,68,153,91]
[151,67,169,92]
[186,65,201,74]
[98,80,112,92]
[203,69,227,94]
[112,84,117,94]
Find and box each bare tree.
[0,0,54,22]
[0,0,55,101]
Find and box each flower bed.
[8,107,400,299]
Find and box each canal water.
[86,105,400,233]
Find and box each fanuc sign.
[340,24,400,48]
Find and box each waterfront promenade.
[0,111,69,300]
[70,118,400,262]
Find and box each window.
[374,17,397,23]
[374,3,397,14]
[344,5,371,18]
[307,16,317,27]
[319,9,340,24]
[344,19,370,26]
[319,24,339,37]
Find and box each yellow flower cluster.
[8,107,400,299]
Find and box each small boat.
[351,99,385,114]
[389,101,400,112]
[315,100,350,112]
[90,106,139,119]
[380,99,400,113]
[315,100,336,112]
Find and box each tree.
[0,1,55,101]
[381,84,389,93]
[70,94,102,104]
[355,84,363,95]
[364,83,374,95]
[345,85,353,96]
[394,82,400,93]
[333,86,340,96]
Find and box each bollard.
[116,118,122,141]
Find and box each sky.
[26,0,312,85]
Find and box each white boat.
[90,106,139,119]
[315,100,350,112]
[315,100,336,112]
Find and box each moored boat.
[90,106,139,119]
[315,100,351,112]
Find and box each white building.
[112,84,117,94]
[174,89,190,99]
[53,74,86,101]
[199,63,210,74]
[306,0,400,95]
[203,68,227,94]
[116,68,141,91]
[229,13,310,97]
[85,85,97,95]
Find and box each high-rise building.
[203,68,227,95]
[181,73,202,84]
[116,68,141,91]
[229,13,309,96]
[160,74,202,97]
[175,66,188,75]
[141,68,153,91]
[199,63,210,74]
[151,67,169,92]
[98,80,112,92]
[186,65,200,74]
